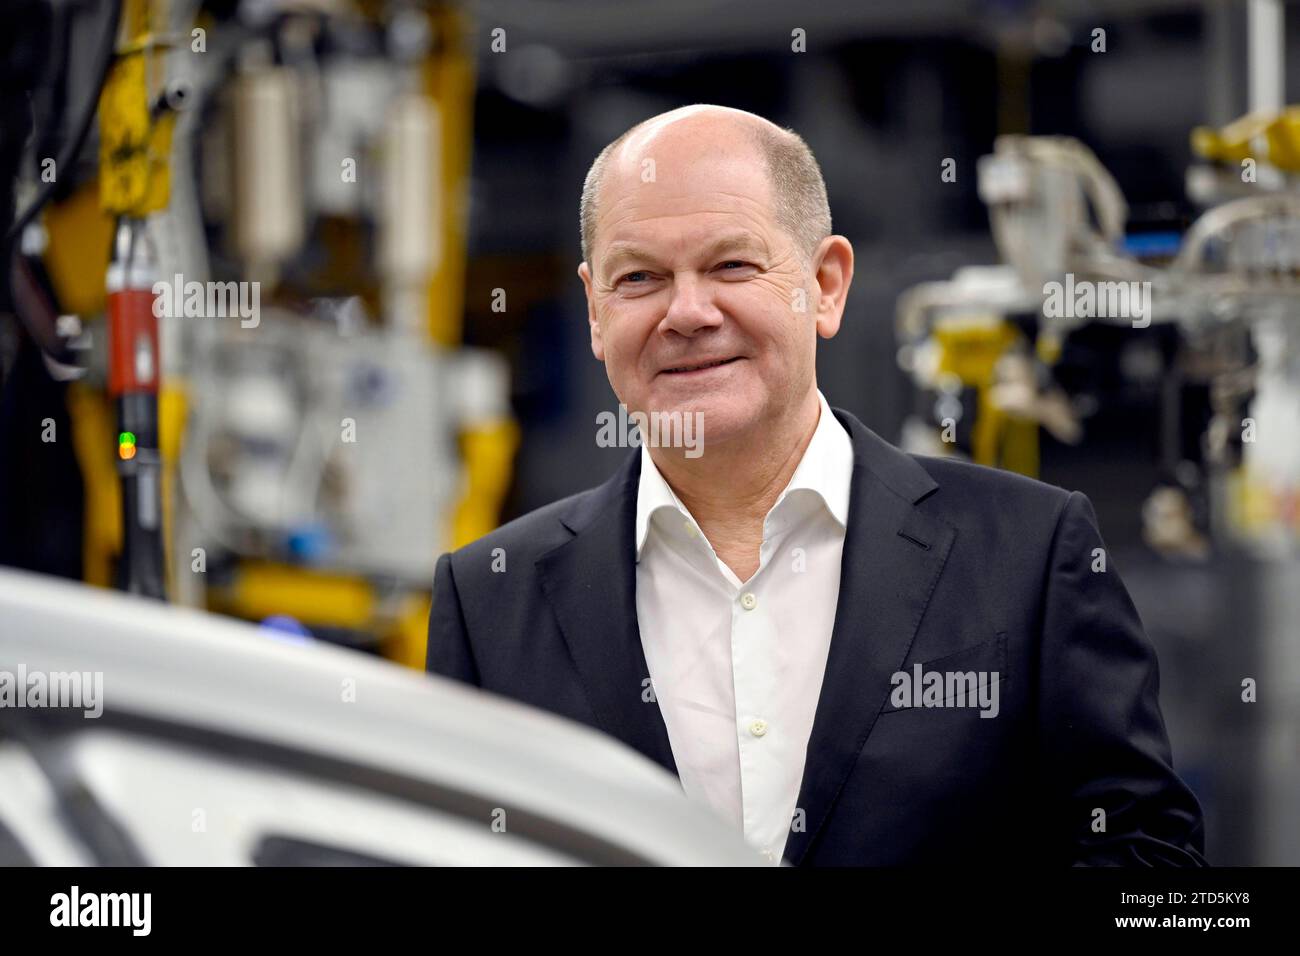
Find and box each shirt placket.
[670,503,792,866]
[734,510,794,863]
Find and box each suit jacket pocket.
[878,631,1007,715]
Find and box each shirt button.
[749,719,768,737]
[684,521,699,538]
[740,592,757,610]
[762,849,778,863]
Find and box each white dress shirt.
[634,389,853,865]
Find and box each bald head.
[579,105,832,266]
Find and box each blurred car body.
[0,569,764,866]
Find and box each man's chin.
[655,402,757,456]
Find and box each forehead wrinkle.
[595,188,780,264]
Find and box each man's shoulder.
[442,481,604,571]
[834,407,1073,526]
[905,451,1075,528]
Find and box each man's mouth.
[661,356,742,375]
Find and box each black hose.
[5,0,123,241]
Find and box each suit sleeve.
[1038,490,1208,866]
[426,552,482,687]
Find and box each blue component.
[1122,232,1183,258]
[259,615,315,645]
[287,523,333,563]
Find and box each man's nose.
[658,273,724,337]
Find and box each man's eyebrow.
[697,232,769,261]
[599,233,768,274]
[600,242,657,272]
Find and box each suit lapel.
[782,409,956,865]
[535,450,680,779]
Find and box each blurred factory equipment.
[3,0,516,666]
[896,117,1300,561]
[893,17,1300,859]
[894,0,1300,568]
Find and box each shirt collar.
[634,389,853,558]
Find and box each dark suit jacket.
[427,406,1208,866]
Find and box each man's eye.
[718,260,753,271]
[619,271,650,284]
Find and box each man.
[427,105,1207,867]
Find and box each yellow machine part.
[45,180,119,588]
[66,383,121,588]
[933,318,1039,477]
[211,563,434,672]
[974,387,1040,478]
[42,181,115,315]
[450,418,520,550]
[383,592,434,671]
[934,319,1020,386]
[1191,106,1300,172]
[158,383,188,597]
[210,563,376,627]
[1265,109,1300,170]
[423,6,476,347]
[99,0,175,216]
[1226,468,1300,539]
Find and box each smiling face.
[578,113,847,455]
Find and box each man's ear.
[578,260,605,361]
[811,235,854,340]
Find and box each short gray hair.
[579,117,832,265]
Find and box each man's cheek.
[605,344,641,391]
[722,278,796,320]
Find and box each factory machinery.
[896,114,1300,563]
[4,0,516,667]
[895,74,1300,862]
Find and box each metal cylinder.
[231,67,304,272]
